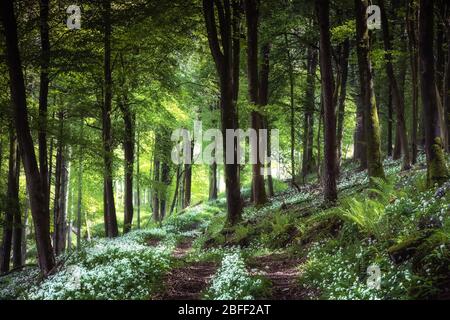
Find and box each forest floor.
[153,238,218,300]
[2,156,450,300]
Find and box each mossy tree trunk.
[354,0,385,180]
[419,0,449,186]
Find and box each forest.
[0,0,449,301]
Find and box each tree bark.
[316,0,338,202]
[0,0,55,274]
[53,115,69,256]
[245,0,267,205]
[379,0,411,170]
[120,98,134,233]
[102,0,118,237]
[152,151,160,222]
[284,33,296,184]
[336,39,350,165]
[418,0,449,185]
[259,43,274,196]
[302,47,318,182]
[38,0,50,214]
[183,141,193,208]
[203,0,243,225]
[160,162,170,220]
[355,0,385,180]
[1,127,20,273]
[171,166,182,212]
[407,0,419,163]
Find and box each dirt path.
[248,253,310,300]
[153,238,218,300]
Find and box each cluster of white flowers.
[26,230,174,300]
[301,243,412,300]
[206,250,263,300]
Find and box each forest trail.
[248,253,308,300]
[153,238,218,300]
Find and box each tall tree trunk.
[355,0,385,179]
[102,0,118,237]
[203,0,243,225]
[316,0,338,202]
[418,0,449,185]
[152,151,160,223]
[445,21,450,151]
[284,34,296,184]
[1,0,55,274]
[136,126,141,229]
[407,0,419,163]
[379,0,411,170]
[259,43,274,196]
[1,128,20,273]
[387,86,393,157]
[171,166,182,212]
[353,92,368,169]
[121,99,134,233]
[76,136,83,250]
[54,119,69,256]
[160,162,170,220]
[21,195,29,265]
[183,141,193,208]
[38,0,50,215]
[336,39,350,165]
[302,47,318,182]
[245,0,267,205]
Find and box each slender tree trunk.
[259,43,273,197]
[160,162,170,220]
[76,142,83,249]
[316,0,338,202]
[21,195,29,264]
[379,0,411,169]
[38,0,50,215]
[102,0,118,237]
[355,0,385,180]
[245,0,267,205]
[171,166,182,212]
[353,92,367,169]
[203,0,243,225]
[152,151,160,222]
[1,128,20,273]
[407,0,419,163]
[136,126,141,229]
[419,0,449,185]
[121,99,134,233]
[183,141,193,208]
[444,28,450,153]
[1,0,55,275]
[336,39,350,165]
[387,86,393,157]
[302,47,318,182]
[284,34,296,184]
[54,126,69,256]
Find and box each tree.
[0,127,20,273]
[120,93,134,234]
[245,0,267,205]
[203,0,243,225]
[354,0,385,180]
[315,0,338,202]
[302,47,318,181]
[38,0,51,214]
[336,39,350,166]
[379,0,411,170]
[0,0,55,274]
[102,0,118,238]
[418,0,449,186]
